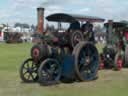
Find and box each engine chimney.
[37,7,45,34]
[107,20,113,44]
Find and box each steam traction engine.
[100,21,128,70]
[19,7,104,85]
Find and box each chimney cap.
[108,20,113,24]
[37,7,45,11]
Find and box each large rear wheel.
[73,42,99,81]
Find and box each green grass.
[0,43,128,96]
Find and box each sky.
[0,0,128,26]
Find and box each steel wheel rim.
[72,34,81,46]
[74,42,99,81]
[71,31,84,47]
[20,58,38,82]
[39,59,61,83]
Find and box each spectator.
[68,21,80,31]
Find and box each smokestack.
[107,20,113,44]
[37,7,45,34]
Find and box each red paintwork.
[33,48,40,58]
[116,58,123,71]
[99,62,104,70]
[0,32,1,37]
[125,31,128,41]
[38,16,44,34]
[99,55,104,70]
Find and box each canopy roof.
[104,22,127,28]
[46,13,105,23]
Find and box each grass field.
[0,43,128,96]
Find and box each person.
[68,21,80,31]
[81,21,92,32]
[81,21,95,43]
[122,27,128,51]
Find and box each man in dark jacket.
[81,21,95,43]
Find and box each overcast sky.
[0,0,128,25]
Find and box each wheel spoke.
[30,73,34,80]
[80,64,88,72]
[32,64,37,71]
[23,66,28,70]
[79,47,95,78]
[33,68,37,72]
[73,42,99,81]
[27,62,30,68]
[20,58,39,82]
[23,71,28,75]
[45,69,53,80]
[39,59,61,84]
[27,74,31,80]
[32,62,34,68]
[47,69,54,76]
[81,67,92,78]
[41,70,47,77]
[23,63,28,69]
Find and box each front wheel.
[20,58,39,83]
[38,58,62,86]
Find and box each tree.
[14,23,22,28]
[14,23,30,28]
[120,20,128,24]
[31,24,36,32]
[14,23,31,32]
[22,23,29,29]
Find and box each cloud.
[8,0,41,10]
[45,6,65,16]
[89,0,128,20]
[40,0,75,7]
[78,8,91,13]
[0,0,42,24]
[1,0,128,25]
